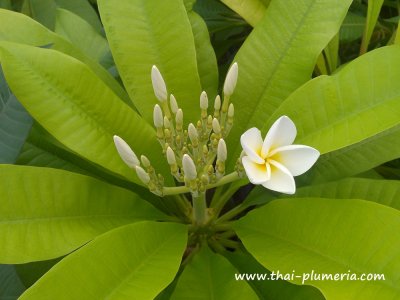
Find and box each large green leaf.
[0,165,166,263]
[360,0,384,54]
[235,198,400,299]
[224,250,325,300]
[171,246,257,300]
[0,42,170,183]
[98,0,203,123]
[269,46,400,155]
[301,124,400,184]
[219,0,267,27]
[295,178,400,210]
[54,0,102,32]
[247,176,400,209]
[187,10,219,99]
[0,9,130,104]
[227,0,352,169]
[0,67,33,163]
[55,8,109,62]
[20,222,187,300]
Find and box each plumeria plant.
[0,0,400,299]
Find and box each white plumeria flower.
[240,116,319,194]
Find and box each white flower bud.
[176,109,183,126]
[166,147,176,165]
[212,118,221,134]
[214,95,221,110]
[170,94,178,114]
[223,62,238,97]
[140,155,151,168]
[182,154,197,180]
[113,135,139,168]
[151,65,167,102]
[217,139,227,162]
[135,166,150,184]
[188,123,198,142]
[200,91,208,110]
[228,103,234,118]
[163,116,170,129]
[153,104,163,128]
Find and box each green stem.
[192,192,207,225]
[162,171,240,196]
[216,204,248,223]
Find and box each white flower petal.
[242,156,270,184]
[262,160,295,194]
[269,145,320,176]
[261,116,297,157]
[240,128,264,164]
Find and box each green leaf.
[21,0,102,32]
[224,250,325,300]
[0,9,130,104]
[171,246,258,300]
[0,67,33,163]
[301,124,400,184]
[187,10,219,99]
[219,0,267,27]
[269,46,400,155]
[235,198,400,299]
[340,12,366,43]
[55,8,109,62]
[227,0,352,169]
[0,165,166,263]
[21,0,57,30]
[98,0,203,123]
[360,0,384,54]
[294,178,400,210]
[54,0,102,32]
[0,265,26,299]
[20,222,187,300]
[0,42,170,183]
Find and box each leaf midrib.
[244,1,316,130]
[0,214,145,224]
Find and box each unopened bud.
[170,94,178,114]
[200,91,208,110]
[212,118,221,134]
[153,104,163,128]
[151,65,167,102]
[140,155,151,168]
[214,95,221,110]
[201,174,209,185]
[166,147,176,165]
[163,116,170,129]
[113,135,139,168]
[182,154,197,180]
[228,103,234,118]
[217,139,227,162]
[223,62,238,97]
[135,166,150,184]
[176,109,183,127]
[207,115,213,130]
[188,123,198,143]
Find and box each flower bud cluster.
[113,63,239,197]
